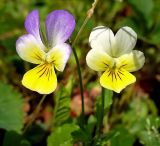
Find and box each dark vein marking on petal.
[118,70,124,75]
[113,72,117,81]
[37,65,46,73]
[111,72,114,82]
[117,72,122,80]
[108,71,112,77]
[39,67,48,78]
[121,28,136,40]
[120,64,127,68]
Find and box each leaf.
[23,124,46,145]
[110,127,135,146]
[3,131,31,146]
[136,116,160,146]
[139,131,160,146]
[128,0,154,18]
[0,82,24,132]
[47,123,79,146]
[149,21,160,44]
[128,0,154,28]
[53,86,71,126]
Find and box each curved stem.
[23,94,47,133]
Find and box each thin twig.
[23,94,47,133]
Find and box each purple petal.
[45,10,76,47]
[25,10,45,50]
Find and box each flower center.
[106,62,126,82]
[36,63,53,80]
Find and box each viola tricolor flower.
[86,26,145,93]
[16,10,75,94]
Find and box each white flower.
[86,26,145,93]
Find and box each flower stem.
[72,46,85,128]
[99,87,105,133]
[23,94,47,133]
[94,87,105,143]
[71,0,100,129]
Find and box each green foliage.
[0,82,24,132]
[53,85,71,126]
[128,0,154,19]
[47,123,79,146]
[137,117,160,146]
[110,127,135,146]
[0,0,160,146]
[3,131,31,146]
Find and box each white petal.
[46,43,71,71]
[114,26,137,57]
[116,50,145,72]
[16,34,46,64]
[89,26,116,57]
[86,49,114,72]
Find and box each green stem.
[95,87,105,138]
[71,0,100,129]
[23,94,47,133]
[72,46,85,128]
[99,87,105,133]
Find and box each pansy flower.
[86,26,145,93]
[16,10,75,94]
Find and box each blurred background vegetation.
[0,0,160,146]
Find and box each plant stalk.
[23,94,47,133]
[71,0,100,129]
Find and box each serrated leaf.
[0,82,24,132]
[47,123,79,146]
[53,87,70,126]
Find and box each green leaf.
[139,131,160,146]
[110,127,135,146]
[128,0,154,28]
[0,82,24,132]
[136,116,160,146]
[128,0,154,18]
[3,131,31,146]
[53,86,71,126]
[24,124,46,145]
[47,123,79,146]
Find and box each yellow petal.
[22,64,57,94]
[116,50,145,72]
[100,68,136,93]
